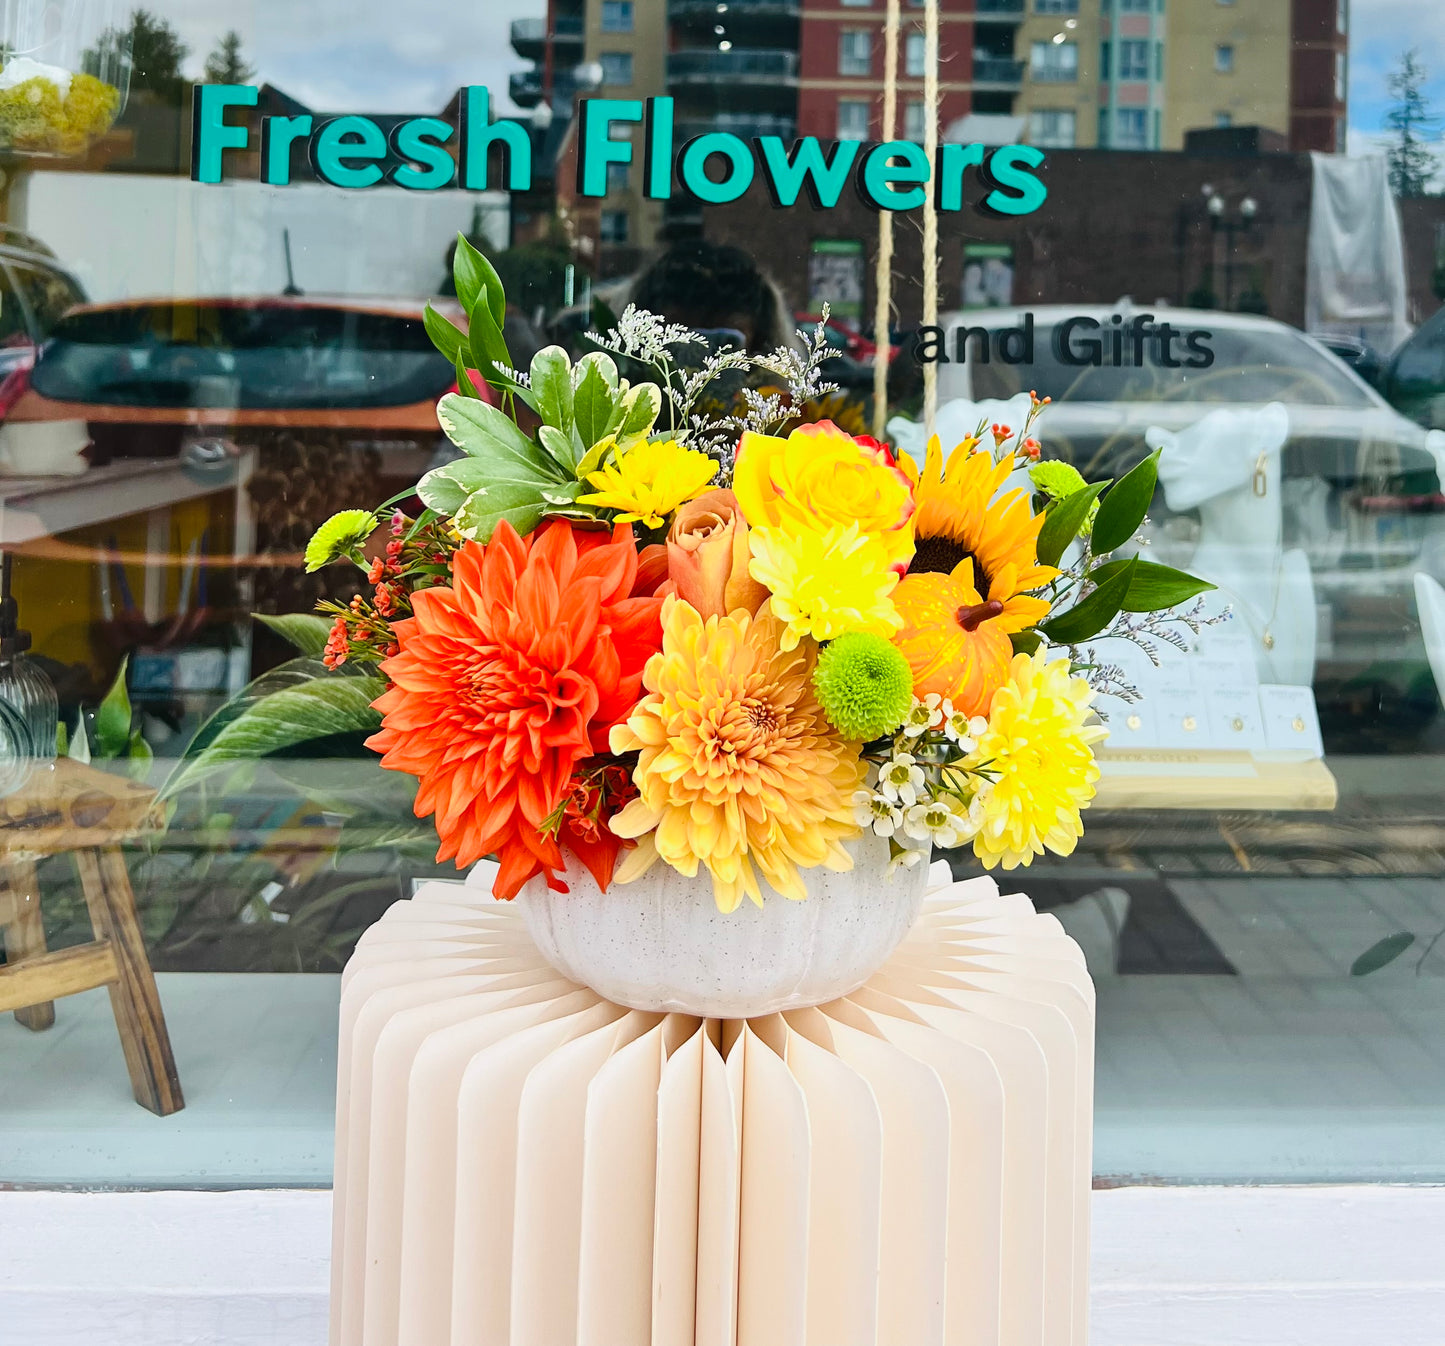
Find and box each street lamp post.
[1203,185,1258,311]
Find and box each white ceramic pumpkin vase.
[517,834,929,1018]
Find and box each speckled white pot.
[517,835,928,1018]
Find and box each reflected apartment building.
[510,0,1350,273]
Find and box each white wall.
[3,1187,1444,1346]
[10,173,509,304]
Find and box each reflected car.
[0,237,87,418]
[1381,303,1445,430]
[934,306,1445,744]
[3,295,460,679]
[1314,332,1384,389]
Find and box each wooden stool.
[0,759,183,1116]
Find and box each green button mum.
[812,632,915,742]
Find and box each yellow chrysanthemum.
[579,437,718,528]
[609,597,864,913]
[967,650,1107,870]
[747,522,902,651]
[899,436,1059,633]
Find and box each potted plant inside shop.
[169,237,1218,1017]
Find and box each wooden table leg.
[1,856,54,1031]
[76,847,184,1116]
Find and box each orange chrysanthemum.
[366,520,664,899]
[899,435,1059,632]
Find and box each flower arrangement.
[0,57,121,155]
[300,236,1215,911]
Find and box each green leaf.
[1086,559,1216,613]
[423,302,468,366]
[126,726,153,780]
[256,613,333,657]
[573,355,621,449]
[94,655,132,759]
[537,423,579,472]
[453,350,480,398]
[1351,932,1415,976]
[617,384,662,440]
[1091,449,1161,555]
[415,458,549,516]
[436,393,563,480]
[575,436,615,480]
[1040,556,1137,645]
[452,233,507,330]
[529,346,575,436]
[452,480,550,542]
[1036,478,1110,568]
[164,674,385,798]
[467,299,512,390]
[1009,630,1042,656]
[67,711,89,764]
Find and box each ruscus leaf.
[1091,448,1161,555]
[1036,478,1110,567]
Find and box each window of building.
[1028,108,1077,147]
[1035,0,1080,12]
[599,51,633,86]
[1335,51,1346,101]
[599,209,629,243]
[1215,44,1234,74]
[1119,39,1150,80]
[904,99,929,142]
[1337,0,1347,32]
[1215,111,1233,127]
[1030,40,1079,82]
[606,160,629,192]
[599,0,633,33]
[842,0,873,6]
[1118,0,1153,11]
[839,29,872,77]
[837,97,871,139]
[906,31,926,78]
[1101,40,1111,79]
[1113,106,1149,148]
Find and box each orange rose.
[666,489,769,618]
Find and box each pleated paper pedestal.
[329,859,1094,1346]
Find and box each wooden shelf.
[1094,748,1339,812]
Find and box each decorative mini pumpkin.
[891,558,1013,715]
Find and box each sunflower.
[608,597,863,912]
[898,436,1058,633]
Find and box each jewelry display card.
[1205,688,1269,750]
[1259,683,1326,757]
[329,861,1094,1346]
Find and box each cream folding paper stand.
[330,860,1094,1346]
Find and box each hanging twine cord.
[922,0,940,442]
[871,0,901,439]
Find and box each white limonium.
[852,788,904,838]
[877,751,926,806]
[900,693,944,738]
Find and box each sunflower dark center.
[909,535,992,591]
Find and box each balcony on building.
[509,69,544,109]
[668,49,800,85]
[974,0,1025,21]
[674,112,798,143]
[510,15,585,63]
[972,54,1025,89]
[669,0,800,16]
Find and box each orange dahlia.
[899,435,1058,631]
[366,520,664,898]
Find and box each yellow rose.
[732,420,915,571]
[666,488,769,619]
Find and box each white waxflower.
[852,788,904,838]
[877,752,925,806]
[901,694,944,738]
[941,702,988,750]
[904,799,969,848]
[886,846,926,877]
